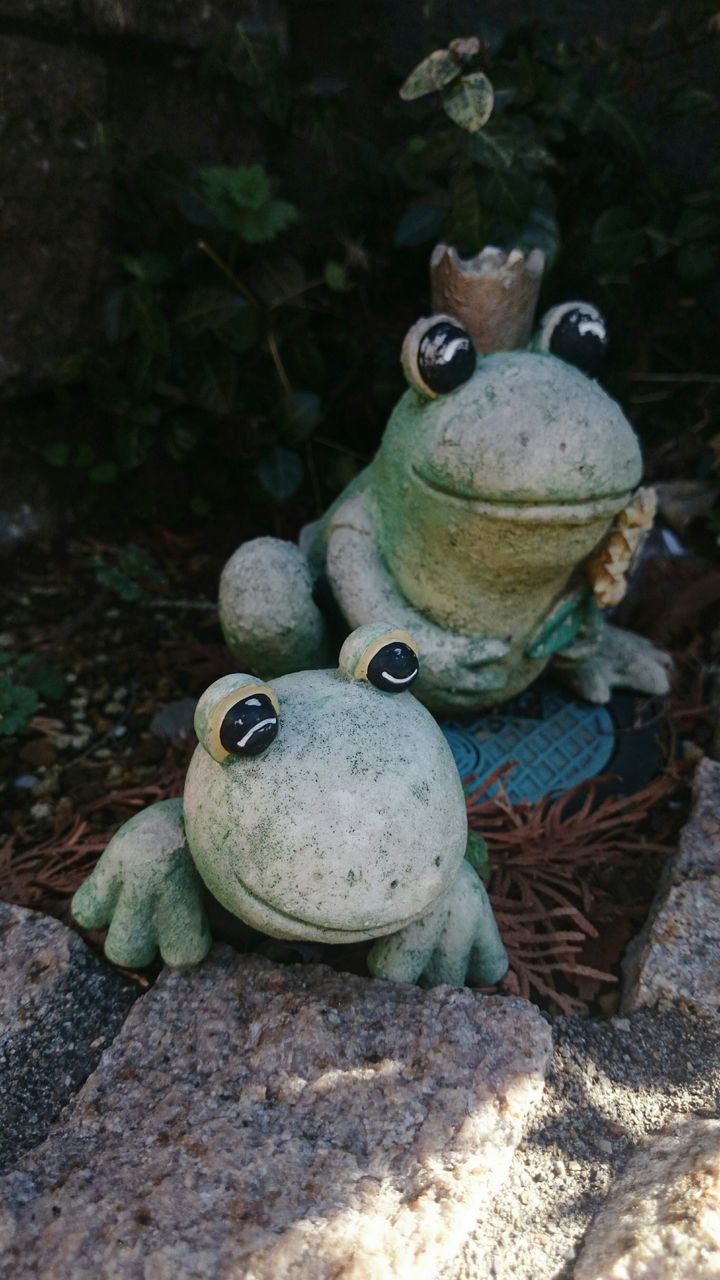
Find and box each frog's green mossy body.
[72,643,508,987]
[220,345,671,711]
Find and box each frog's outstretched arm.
[71,799,211,969]
[552,615,672,704]
[326,492,510,705]
[219,537,334,677]
[367,858,508,988]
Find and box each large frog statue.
[72,623,508,988]
[220,246,671,713]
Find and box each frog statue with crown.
[219,243,672,714]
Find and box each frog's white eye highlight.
[537,302,607,376]
[195,675,280,763]
[339,624,420,693]
[401,314,476,398]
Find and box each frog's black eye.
[219,693,279,757]
[366,642,419,693]
[402,314,476,398]
[539,303,607,376]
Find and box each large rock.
[0,949,551,1279]
[0,37,108,395]
[575,1115,720,1279]
[445,1007,720,1280]
[623,757,720,1015]
[0,902,135,1172]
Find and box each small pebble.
[14,774,39,790]
[29,802,52,820]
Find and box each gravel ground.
[445,1006,720,1279]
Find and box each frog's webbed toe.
[367,860,508,989]
[553,620,672,704]
[72,798,211,969]
[219,537,333,678]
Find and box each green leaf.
[90,462,119,485]
[518,204,560,269]
[676,242,717,283]
[399,48,461,101]
[28,666,66,700]
[0,680,39,736]
[591,207,645,266]
[165,419,202,461]
[281,391,322,441]
[187,347,238,415]
[43,442,69,468]
[192,166,298,243]
[323,260,352,292]
[239,198,298,244]
[257,446,304,504]
[442,72,494,133]
[674,208,720,242]
[176,288,257,353]
[394,199,448,247]
[671,88,718,117]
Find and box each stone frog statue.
[72,623,508,989]
[219,245,671,714]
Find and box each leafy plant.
[0,652,66,737]
[93,544,166,603]
[37,8,720,531]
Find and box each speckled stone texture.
[78,0,286,47]
[623,756,720,1015]
[0,949,551,1279]
[575,1115,720,1279]
[0,901,136,1172]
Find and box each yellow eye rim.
[352,628,419,683]
[206,682,280,764]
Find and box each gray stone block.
[0,901,136,1173]
[0,36,109,394]
[575,1115,720,1279]
[0,949,551,1278]
[79,0,286,47]
[623,758,720,1016]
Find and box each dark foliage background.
[21,1,718,544]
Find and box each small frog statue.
[220,245,671,713]
[72,623,508,989]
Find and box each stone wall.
[0,1,286,396]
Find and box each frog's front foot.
[553,621,673,704]
[367,859,508,988]
[219,537,334,678]
[71,799,211,969]
[415,636,511,712]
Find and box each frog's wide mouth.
[229,866,437,943]
[412,466,632,523]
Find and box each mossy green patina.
[72,626,508,987]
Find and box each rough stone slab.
[674,757,720,876]
[0,948,551,1279]
[623,757,720,1015]
[444,1008,720,1280]
[575,1115,720,1279]
[0,36,108,394]
[78,0,286,47]
[0,901,136,1172]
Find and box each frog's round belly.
[379,489,613,641]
